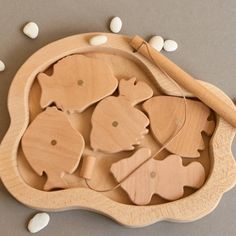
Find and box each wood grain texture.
[21,107,85,190]
[143,96,215,157]
[38,54,118,113]
[0,33,235,227]
[111,148,205,205]
[90,78,153,153]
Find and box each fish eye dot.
[112,121,119,127]
[150,171,156,178]
[51,139,57,146]
[77,80,84,86]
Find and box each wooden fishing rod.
[130,35,236,128]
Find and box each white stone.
[110,17,122,33]
[89,35,108,46]
[23,22,39,39]
[163,39,178,52]
[0,60,5,72]
[148,36,164,52]
[28,212,50,233]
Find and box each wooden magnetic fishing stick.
[130,35,236,128]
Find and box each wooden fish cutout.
[143,96,215,158]
[21,107,85,191]
[111,148,206,205]
[90,78,153,153]
[38,54,118,113]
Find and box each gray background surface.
[0,0,235,235]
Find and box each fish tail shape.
[37,73,55,108]
[184,162,206,189]
[44,172,68,191]
[119,78,153,106]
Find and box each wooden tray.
[0,33,235,227]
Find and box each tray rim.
[0,32,235,227]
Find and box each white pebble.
[110,17,122,33]
[23,22,39,39]
[0,60,5,72]
[28,212,50,233]
[149,36,164,52]
[89,35,108,46]
[163,40,178,52]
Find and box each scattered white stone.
[0,60,5,72]
[163,39,178,52]
[89,35,108,46]
[23,22,39,39]
[28,212,50,233]
[148,36,164,52]
[110,17,122,33]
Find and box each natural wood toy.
[143,96,215,157]
[111,148,205,205]
[0,33,235,227]
[131,35,236,128]
[21,106,85,190]
[90,77,153,153]
[38,54,118,113]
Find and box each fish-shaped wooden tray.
[0,33,235,227]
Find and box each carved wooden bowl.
[0,33,235,227]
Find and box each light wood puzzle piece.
[111,148,206,205]
[143,96,215,158]
[90,78,153,153]
[37,54,118,113]
[21,107,85,191]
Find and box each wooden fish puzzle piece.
[38,54,118,113]
[110,148,206,205]
[21,107,85,191]
[90,78,153,153]
[143,96,215,158]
